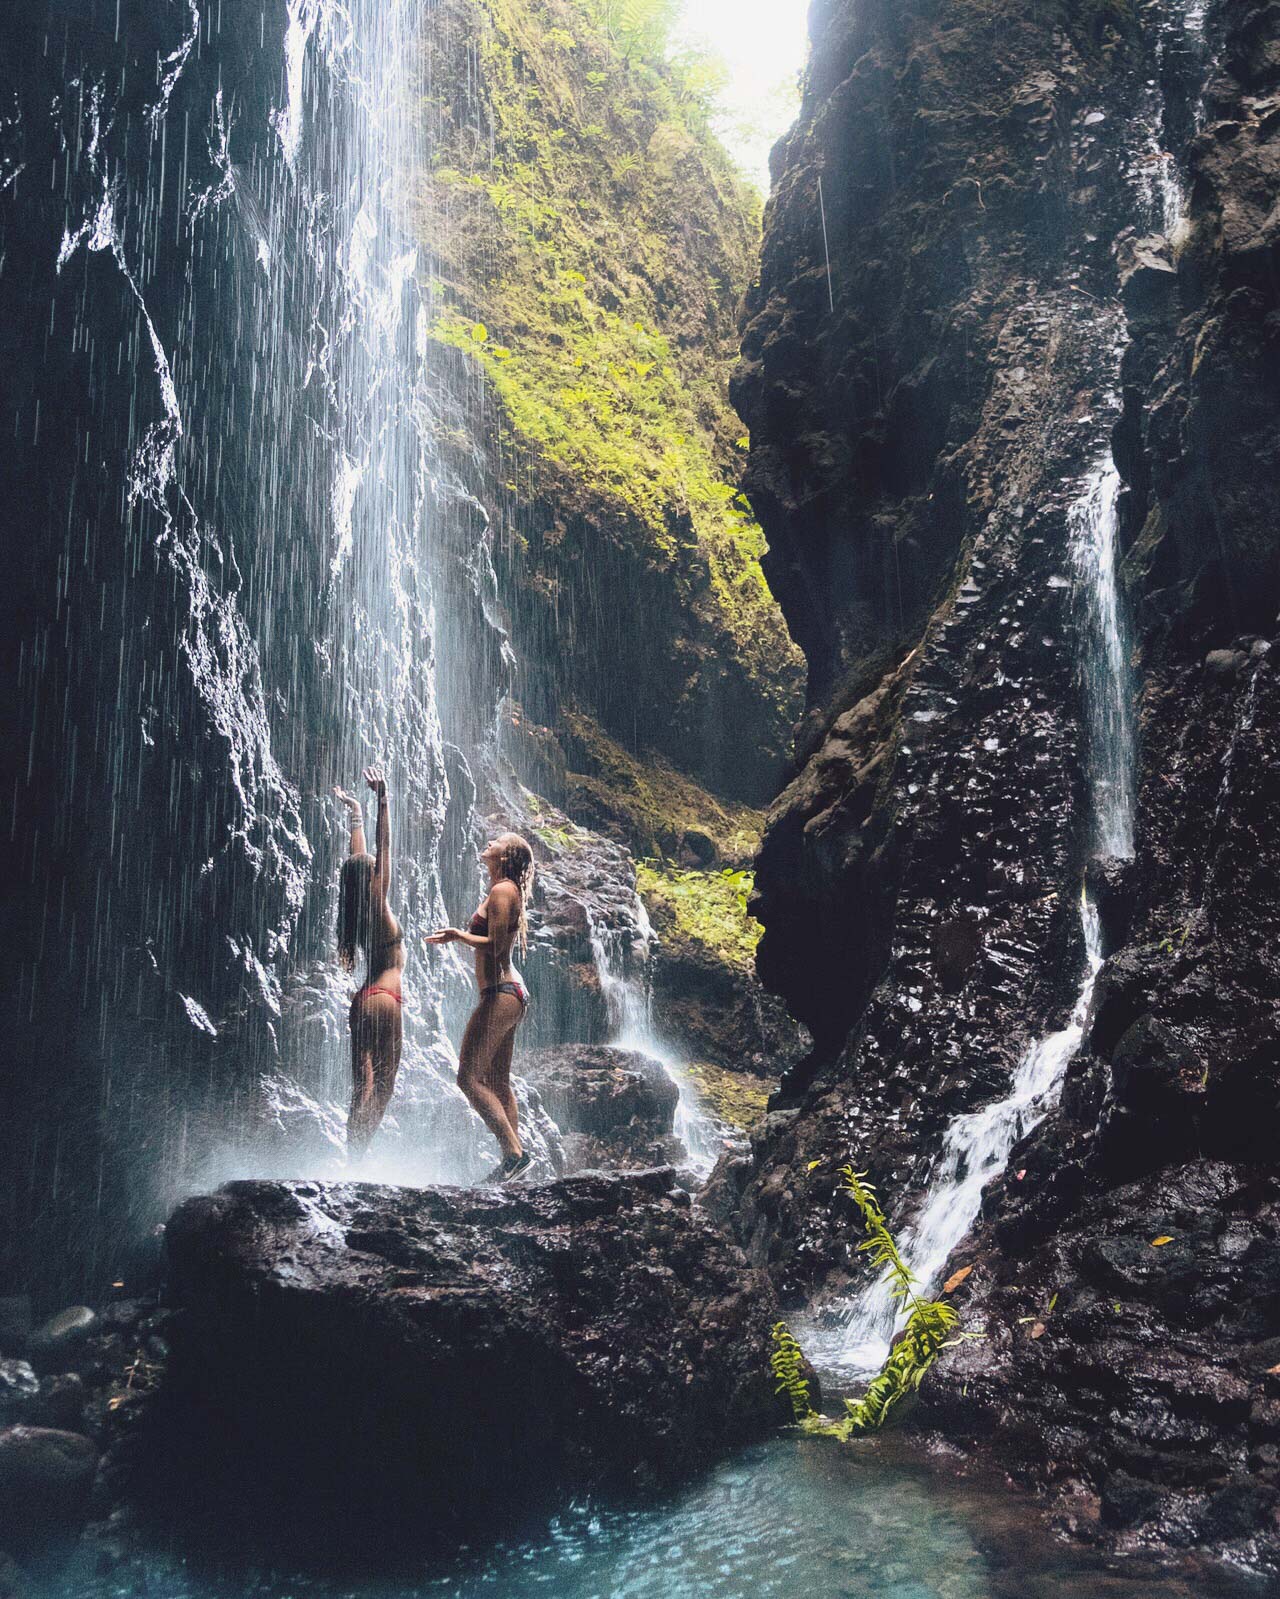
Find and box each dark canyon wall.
[921,4,1280,1572]
[727,0,1280,1573]
[723,0,1161,1283]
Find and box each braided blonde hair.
[493,832,534,956]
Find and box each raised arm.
[333,786,366,856]
[364,765,390,898]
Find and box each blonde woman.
[427,832,534,1182]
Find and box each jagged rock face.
[521,1045,685,1170]
[733,0,1280,1572]
[1116,11,1280,642]
[156,1174,782,1558]
[913,0,1280,1566]
[648,919,808,1080]
[916,634,1280,1574]
[727,0,1162,1301]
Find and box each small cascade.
[1071,465,1135,859]
[588,902,722,1177]
[813,458,1136,1377]
[1134,0,1211,238]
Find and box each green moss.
[635,859,761,971]
[418,0,802,703]
[685,1060,775,1129]
[560,708,763,862]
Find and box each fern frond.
[770,1321,816,1423]
[837,1164,964,1433]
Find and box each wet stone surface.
[149,1171,783,1559]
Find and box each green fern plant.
[770,1164,971,1440]
[770,1322,814,1423]
[838,1165,962,1432]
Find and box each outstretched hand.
[333,784,361,815]
[363,764,387,798]
[424,927,462,945]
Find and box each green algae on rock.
[417,0,803,804]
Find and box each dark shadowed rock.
[521,1046,684,1171]
[0,1553,32,1599]
[0,1300,32,1353]
[25,1309,97,1368]
[156,1173,782,1558]
[0,1362,38,1426]
[0,1426,98,1558]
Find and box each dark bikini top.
[468,907,488,936]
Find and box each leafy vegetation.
[557,707,764,863]
[771,1166,974,1439]
[635,859,761,971]
[685,1060,774,1129]
[419,0,803,728]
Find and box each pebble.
[25,1306,97,1362]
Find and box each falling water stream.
[802,0,1211,1379]
[806,463,1135,1378]
[11,1,1253,1595]
[589,901,723,1176]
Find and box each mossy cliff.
[417,0,803,817]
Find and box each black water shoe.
[500,1151,533,1183]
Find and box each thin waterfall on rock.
[588,905,723,1175]
[1135,0,1211,238]
[817,458,1135,1377]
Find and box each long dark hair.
[493,832,534,956]
[338,853,374,972]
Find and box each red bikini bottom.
[350,985,403,1027]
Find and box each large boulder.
[157,1172,782,1557]
[521,1045,684,1170]
[0,1426,98,1558]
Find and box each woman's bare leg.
[349,994,402,1153]
[490,1025,519,1145]
[348,1035,376,1152]
[457,993,523,1157]
[369,1004,404,1139]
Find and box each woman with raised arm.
[426,833,534,1183]
[333,765,404,1154]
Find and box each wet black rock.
[33,1374,86,1433]
[730,0,1280,1582]
[521,1045,684,1171]
[25,1310,97,1369]
[0,1553,31,1599]
[0,1363,38,1425]
[0,1302,32,1353]
[725,0,1158,1304]
[918,637,1280,1574]
[0,1426,98,1559]
[155,1173,783,1558]
[648,929,808,1081]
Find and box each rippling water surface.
[72,1436,1262,1599]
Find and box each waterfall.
[588,903,722,1177]
[813,459,1135,1377]
[12,0,569,1259]
[1134,0,1211,238]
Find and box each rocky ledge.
[522,1045,685,1171]
[151,1171,782,1558]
